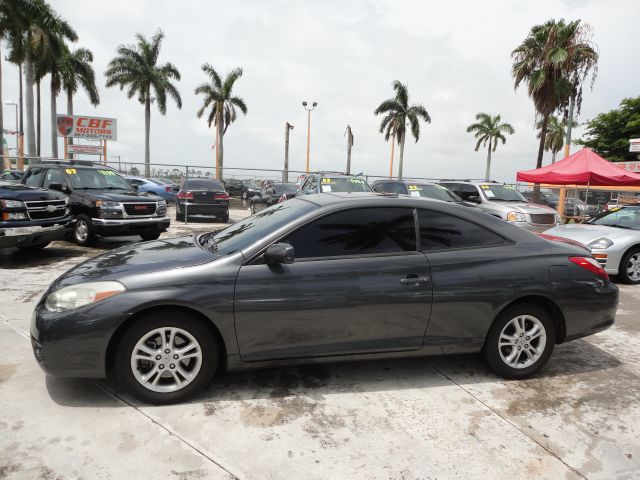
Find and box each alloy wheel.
[130,327,203,393]
[75,220,89,242]
[627,253,640,281]
[498,315,547,369]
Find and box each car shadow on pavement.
[44,337,621,408]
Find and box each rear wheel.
[74,215,97,246]
[484,303,555,379]
[220,211,229,223]
[114,312,218,404]
[140,232,162,241]
[17,242,50,252]
[619,248,640,284]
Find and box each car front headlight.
[587,237,613,250]
[97,200,122,209]
[506,211,526,222]
[45,281,126,312]
[0,199,24,208]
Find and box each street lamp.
[302,101,317,173]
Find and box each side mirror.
[48,183,64,192]
[264,243,294,265]
[131,184,139,191]
[466,194,481,203]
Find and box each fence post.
[184,165,189,224]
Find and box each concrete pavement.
[1,220,639,479]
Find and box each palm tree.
[512,19,596,172]
[58,45,99,157]
[536,116,567,164]
[195,64,247,180]
[105,30,181,176]
[374,81,431,179]
[466,113,515,180]
[3,0,76,158]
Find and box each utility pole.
[345,125,354,175]
[284,122,294,183]
[302,101,317,173]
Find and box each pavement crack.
[427,361,589,480]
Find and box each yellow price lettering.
[65,168,77,174]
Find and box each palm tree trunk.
[485,143,492,181]
[388,132,395,178]
[552,151,557,164]
[144,95,151,177]
[397,131,406,179]
[67,91,74,159]
[24,43,36,158]
[50,77,58,158]
[36,79,41,157]
[0,43,5,169]
[534,113,550,196]
[217,106,224,180]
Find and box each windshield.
[480,184,526,201]
[199,199,316,254]
[273,184,298,194]
[407,183,460,202]
[589,206,640,230]
[242,180,261,188]
[67,168,132,190]
[184,180,224,190]
[320,177,372,193]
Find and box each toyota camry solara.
[31,193,618,404]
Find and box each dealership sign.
[630,138,640,153]
[615,160,640,173]
[56,115,117,140]
[67,144,104,155]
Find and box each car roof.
[438,179,503,185]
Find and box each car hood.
[51,236,215,289]
[502,202,556,213]
[73,190,160,202]
[544,224,631,244]
[1,183,67,201]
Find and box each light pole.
[302,101,317,173]
[284,122,294,183]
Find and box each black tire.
[176,211,184,222]
[73,214,97,246]
[484,303,555,379]
[220,212,229,223]
[140,232,162,241]
[17,242,51,252]
[619,248,640,284]
[113,311,219,405]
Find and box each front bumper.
[0,218,75,249]
[512,220,560,233]
[92,216,170,237]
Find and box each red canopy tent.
[517,148,640,186]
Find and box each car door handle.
[400,276,430,285]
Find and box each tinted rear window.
[185,180,224,190]
[418,209,505,250]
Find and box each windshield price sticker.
[434,184,447,190]
[409,190,421,197]
[485,190,496,198]
[65,168,77,174]
[98,170,116,176]
[408,185,422,191]
[504,185,516,190]
[348,178,364,184]
[480,185,490,189]
[321,178,335,184]
[608,206,622,212]
[321,185,332,192]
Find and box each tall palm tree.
[536,116,567,164]
[59,45,99,157]
[512,19,596,172]
[466,113,515,180]
[105,30,181,176]
[374,81,430,179]
[195,64,247,180]
[4,0,76,158]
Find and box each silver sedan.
[545,206,640,284]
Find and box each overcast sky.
[3,0,639,181]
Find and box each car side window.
[440,183,459,195]
[372,183,384,192]
[24,168,44,187]
[385,183,407,194]
[417,209,505,251]
[301,178,313,192]
[284,207,417,259]
[130,179,144,186]
[44,168,64,188]
[459,185,480,201]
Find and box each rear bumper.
[92,216,170,237]
[0,218,75,248]
[560,280,618,342]
[176,202,229,217]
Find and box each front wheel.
[484,303,555,379]
[114,312,218,404]
[74,215,97,246]
[619,248,640,284]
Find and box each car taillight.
[165,186,172,192]
[569,256,609,280]
[214,193,229,200]
[277,194,288,203]
[177,191,194,200]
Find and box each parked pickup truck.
[22,161,170,246]
[0,181,74,251]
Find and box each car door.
[233,207,433,361]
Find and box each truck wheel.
[140,232,162,241]
[17,242,51,252]
[74,215,97,247]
